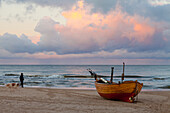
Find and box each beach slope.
[0,87,169,113]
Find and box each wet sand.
[0,86,169,113]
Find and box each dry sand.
[0,86,169,113]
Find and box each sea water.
[0,65,169,90]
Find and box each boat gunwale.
[95,80,143,95]
[95,80,141,85]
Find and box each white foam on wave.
[142,89,170,91]
[21,85,96,90]
[49,75,64,78]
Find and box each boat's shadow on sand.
[102,98,144,104]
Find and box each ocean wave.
[153,77,165,80]
[49,75,64,78]
[4,74,51,77]
[158,85,170,89]
[26,75,51,77]
[143,85,151,88]
[64,75,93,78]
[113,75,152,78]
[25,81,44,85]
[5,74,19,76]
[4,73,152,79]
[0,82,4,85]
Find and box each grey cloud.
[15,14,24,22]
[25,4,36,14]
[35,17,59,35]
[34,17,62,53]
[122,30,166,53]
[86,0,117,13]
[103,32,167,54]
[35,17,99,54]
[9,0,77,10]
[145,5,170,22]
[4,0,170,22]
[85,0,170,22]
[122,1,170,22]
[0,33,38,53]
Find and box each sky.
[0,0,170,65]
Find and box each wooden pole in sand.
[110,67,114,83]
[122,62,125,83]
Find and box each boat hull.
[98,92,135,102]
[95,81,143,103]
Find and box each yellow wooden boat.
[95,80,143,102]
[88,63,143,103]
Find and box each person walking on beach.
[20,73,24,88]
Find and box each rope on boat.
[136,92,138,101]
[136,83,139,102]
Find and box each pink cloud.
[33,0,169,55]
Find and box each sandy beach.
[0,86,169,113]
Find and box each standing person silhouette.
[20,73,24,88]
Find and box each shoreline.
[1,85,170,91]
[0,86,170,113]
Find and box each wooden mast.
[110,67,114,83]
[122,62,125,82]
